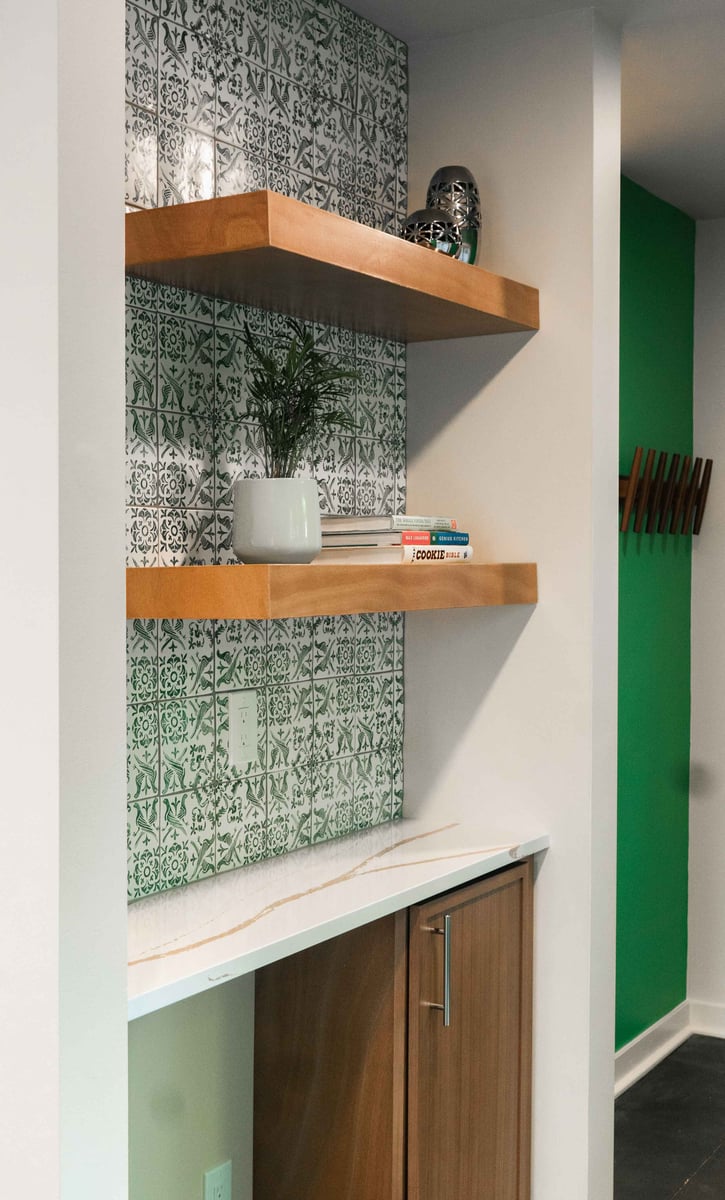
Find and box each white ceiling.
[353,0,725,219]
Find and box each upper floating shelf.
[125,191,540,342]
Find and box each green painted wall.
[616,177,695,1049]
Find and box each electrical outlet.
[204,1160,232,1200]
[228,689,258,767]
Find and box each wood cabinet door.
[407,862,533,1200]
[254,912,408,1200]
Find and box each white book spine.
[390,515,458,531]
[314,545,474,564]
[402,545,472,562]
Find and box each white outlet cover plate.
[204,1160,232,1200]
[228,688,258,767]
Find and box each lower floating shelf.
[126,562,538,620]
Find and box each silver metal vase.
[400,207,462,257]
[426,166,482,264]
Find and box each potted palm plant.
[232,320,358,564]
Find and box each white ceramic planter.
[232,477,322,564]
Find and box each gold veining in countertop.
[129,823,517,968]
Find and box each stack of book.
[315,514,473,564]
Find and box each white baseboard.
[615,999,725,1096]
[689,1000,725,1038]
[615,1001,691,1097]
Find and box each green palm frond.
[243,320,359,478]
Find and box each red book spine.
[401,531,433,545]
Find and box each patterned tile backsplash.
[125,0,407,228]
[125,0,408,899]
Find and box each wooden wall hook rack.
[619,447,713,535]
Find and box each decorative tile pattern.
[124,0,407,230]
[125,0,408,899]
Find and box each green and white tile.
[125,104,158,209]
[213,510,236,564]
[214,325,247,423]
[313,614,356,679]
[126,3,158,110]
[358,360,397,441]
[313,320,356,361]
[216,57,268,150]
[356,437,395,517]
[126,305,157,409]
[314,432,356,516]
[214,297,266,335]
[267,162,315,206]
[390,611,405,673]
[159,0,208,31]
[127,703,160,801]
[127,506,159,566]
[157,283,214,322]
[132,0,160,17]
[267,766,312,855]
[214,421,267,509]
[158,618,214,697]
[312,756,354,844]
[158,119,215,205]
[217,0,269,71]
[127,618,158,704]
[393,668,404,738]
[353,751,392,831]
[159,20,215,134]
[160,787,216,888]
[354,616,377,675]
[357,671,395,754]
[391,738,404,820]
[159,695,215,794]
[313,676,357,759]
[158,411,215,508]
[158,506,216,566]
[267,619,313,684]
[216,776,267,872]
[126,407,158,509]
[214,619,267,691]
[126,275,158,310]
[266,682,313,771]
[357,612,395,674]
[268,0,317,87]
[158,314,214,414]
[128,797,161,898]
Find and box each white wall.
[0,1,128,1196]
[690,217,725,1030]
[129,976,255,1200]
[406,12,620,1199]
[58,0,128,1194]
[1,2,61,1191]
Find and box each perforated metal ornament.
[400,207,461,257]
[426,165,482,264]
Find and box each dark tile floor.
[615,1035,725,1199]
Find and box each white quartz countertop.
[128,819,549,1020]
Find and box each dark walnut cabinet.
[254,859,533,1200]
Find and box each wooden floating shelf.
[126,563,538,620]
[126,191,539,342]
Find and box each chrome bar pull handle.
[442,913,452,1027]
[425,914,452,1027]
